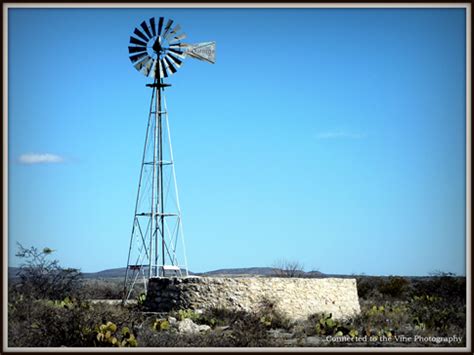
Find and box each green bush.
[378,277,410,298]
[353,303,408,338]
[409,294,466,335]
[356,277,385,300]
[306,313,358,338]
[199,307,246,327]
[257,298,293,330]
[140,307,281,347]
[411,276,465,301]
[8,296,142,347]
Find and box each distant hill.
[197,267,277,276]
[8,266,326,279]
[197,267,325,278]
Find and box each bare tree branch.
[272,259,305,278]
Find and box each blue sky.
[7,7,467,276]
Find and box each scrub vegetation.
[8,246,466,348]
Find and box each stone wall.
[145,277,360,321]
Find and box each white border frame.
[2,2,471,353]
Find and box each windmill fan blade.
[134,55,152,71]
[162,19,174,38]
[170,33,186,43]
[167,62,178,74]
[172,24,181,34]
[165,24,181,41]
[129,46,147,54]
[157,17,164,36]
[133,28,149,43]
[169,42,188,49]
[166,53,183,67]
[141,57,154,76]
[140,21,152,39]
[149,17,156,37]
[168,49,186,61]
[130,36,147,47]
[164,56,177,73]
[168,47,185,56]
[130,52,149,63]
[160,59,169,78]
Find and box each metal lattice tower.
[123,17,215,303]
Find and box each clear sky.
[7,7,467,276]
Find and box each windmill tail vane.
[183,42,216,64]
[123,17,215,303]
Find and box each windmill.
[122,17,215,303]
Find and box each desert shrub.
[9,297,95,347]
[80,279,124,300]
[378,277,410,298]
[351,302,412,339]
[411,276,465,301]
[139,307,281,347]
[356,277,385,299]
[217,300,289,347]
[12,244,82,301]
[409,295,466,336]
[198,298,292,332]
[199,307,247,327]
[293,295,466,348]
[407,276,465,338]
[358,274,466,303]
[314,313,358,338]
[257,298,293,330]
[140,327,274,347]
[230,312,279,346]
[295,312,359,340]
[8,296,141,347]
[350,294,466,344]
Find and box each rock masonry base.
[145,277,361,321]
